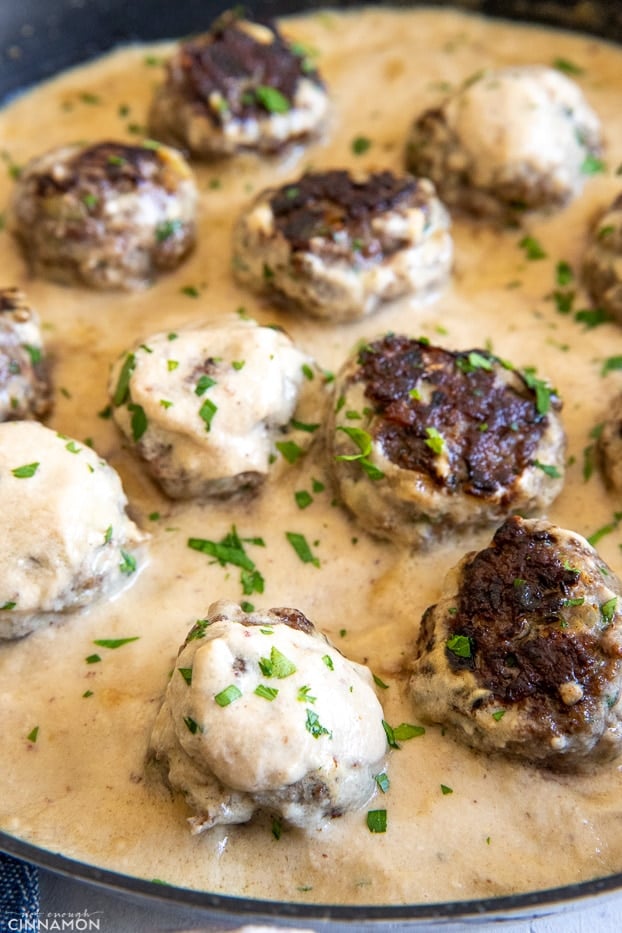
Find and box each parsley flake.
[366,809,387,833]
[214,684,242,707]
[11,462,39,478]
[285,531,320,567]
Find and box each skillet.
[1,1,622,927]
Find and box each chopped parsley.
[335,426,384,480]
[491,709,506,722]
[195,374,217,396]
[305,708,331,739]
[0,601,16,611]
[119,551,137,575]
[533,460,562,479]
[581,154,606,175]
[184,716,201,734]
[214,684,242,707]
[285,531,320,567]
[11,462,39,478]
[374,772,390,794]
[27,726,39,743]
[128,402,148,441]
[297,685,316,703]
[255,684,279,701]
[271,817,283,840]
[522,367,555,415]
[112,353,136,406]
[181,285,200,298]
[290,418,320,433]
[456,351,493,374]
[366,809,387,833]
[601,356,622,376]
[373,673,389,689]
[424,426,445,455]
[93,637,139,649]
[254,85,290,113]
[259,646,297,679]
[518,235,547,260]
[294,490,313,509]
[552,57,584,75]
[322,654,334,670]
[352,135,372,155]
[446,634,472,659]
[601,596,618,627]
[587,512,622,546]
[276,440,304,464]
[440,784,454,795]
[155,219,182,242]
[188,526,265,596]
[199,398,218,431]
[85,654,101,664]
[178,668,193,686]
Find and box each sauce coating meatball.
[327,335,565,547]
[11,141,197,289]
[582,193,622,323]
[597,394,622,492]
[0,421,146,639]
[410,517,622,771]
[233,170,452,322]
[148,10,329,158]
[108,318,325,499]
[149,600,387,832]
[0,288,51,421]
[405,66,602,220]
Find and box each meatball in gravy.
[0,288,51,421]
[405,66,602,220]
[582,193,622,323]
[327,335,565,547]
[108,318,324,499]
[11,141,197,289]
[149,600,388,832]
[410,517,622,771]
[233,170,452,322]
[0,421,146,639]
[149,10,329,158]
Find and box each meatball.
[405,66,602,220]
[108,317,325,499]
[149,600,387,832]
[0,421,146,639]
[148,10,329,158]
[233,170,452,322]
[409,516,622,771]
[11,141,197,289]
[582,193,622,323]
[597,394,622,491]
[0,288,51,421]
[327,335,565,547]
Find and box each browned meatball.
[597,394,622,491]
[405,66,602,220]
[410,517,622,771]
[149,10,329,158]
[233,170,452,321]
[327,336,565,546]
[582,193,622,323]
[11,141,197,290]
[0,288,50,421]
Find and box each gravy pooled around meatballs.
[405,65,602,220]
[11,141,197,289]
[582,192,622,323]
[108,317,325,499]
[0,421,146,639]
[327,335,565,547]
[149,600,388,832]
[410,516,622,771]
[148,10,329,158]
[233,170,452,322]
[0,288,51,422]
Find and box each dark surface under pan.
[1,0,622,926]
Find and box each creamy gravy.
[2,5,622,907]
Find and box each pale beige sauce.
[2,6,622,907]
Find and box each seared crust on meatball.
[0,421,146,639]
[597,394,622,491]
[0,288,51,421]
[582,193,622,323]
[233,170,452,321]
[149,10,329,158]
[149,600,387,832]
[11,141,197,289]
[327,335,565,546]
[405,66,602,220]
[410,517,622,770]
[108,317,325,499]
